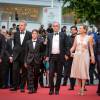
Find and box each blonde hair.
[81,24,88,32]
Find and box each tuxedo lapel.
[34,40,39,50]
[59,32,61,50]
[10,39,14,49]
[22,32,28,45]
[50,33,53,46]
[17,32,21,45]
[30,40,34,50]
[9,39,12,48]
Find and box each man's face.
[71,28,77,34]
[32,31,38,40]
[19,22,26,32]
[53,22,60,32]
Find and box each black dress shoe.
[96,90,100,93]
[33,89,37,93]
[40,85,44,88]
[28,89,34,94]
[1,85,8,89]
[10,87,17,91]
[62,83,67,86]
[97,93,100,96]
[49,90,54,95]
[68,88,74,90]
[20,89,25,92]
[55,91,59,95]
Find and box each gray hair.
[20,20,27,26]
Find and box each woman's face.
[79,26,86,34]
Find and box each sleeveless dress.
[70,35,90,79]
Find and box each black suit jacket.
[25,38,45,65]
[66,34,77,60]
[5,38,14,57]
[13,31,32,61]
[46,32,67,62]
[0,34,6,59]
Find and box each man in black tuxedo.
[96,32,100,96]
[63,26,77,90]
[25,29,44,94]
[10,20,32,92]
[6,36,14,88]
[0,33,6,88]
[46,22,67,95]
[0,37,14,89]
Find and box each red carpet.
[0,86,99,100]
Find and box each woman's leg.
[81,79,86,95]
[77,79,82,94]
[77,79,81,88]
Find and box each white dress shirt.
[20,30,26,45]
[12,40,14,49]
[51,33,60,54]
[32,39,37,49]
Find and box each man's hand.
[44,40,47,45]
[90,56,95,64]
[65,55,69,61]
[0,58,2,63]
[45,57,49,61]
[24,63,28,68]
[9,57,13,63]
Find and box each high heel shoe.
[78,89,85,96]
[80,89,85,96]
[78,89,81,95]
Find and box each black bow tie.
[20,32,24,34]
[32,40,37,42]
[54,33,58,35]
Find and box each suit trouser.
[8,63,13,87]
[0,63,3,87]
[49,54,63,91]
[63,60,76,89]
[12,61,27,89]
[89,63,97,84]
[39,61,45,87]
[63,61,71,84]
[27,63,40,91]
[97,55,100,93]
[1,59,9,87]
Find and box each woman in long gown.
[70,25,95,96]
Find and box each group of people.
[0,20,100,96]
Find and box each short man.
[25,29,45,93]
